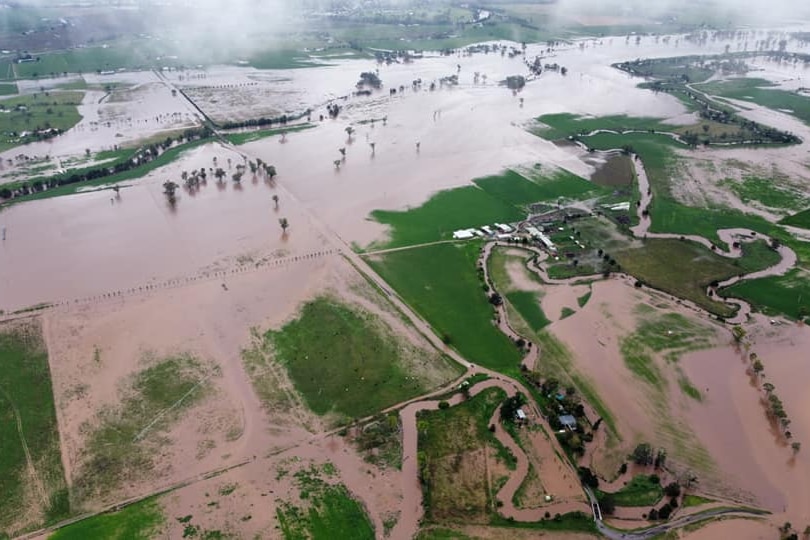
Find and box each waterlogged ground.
[2,25,810,540]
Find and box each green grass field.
[781,208,810,230]
[0,83,17,95]
[277,465,374,540]
[72,354,212,503]
[720,175,809,214]
[535,113,677,140]
[367,242,522,373]
[0,91,83,152]
[0,320,69,535]
[265,297,459,420]
[722,269,810,320]
[370,184,524,250]
[614,238,774,318]
[505,291,551,332]
[370,168,601,250]
[418,387,510,522]
[48,498,164,540]
[598,475,664,507]
[698,78,810,126]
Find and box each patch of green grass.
[0,91,83,152]
[0,320,69,534]
[0,83,17,96]
[678,373,703,402]
[370,168,601,249]
[276,467,374,540]
[720,175,809,213]
[722,269,810,320]
[615,238,754,318]
[488,511,597,533]
[73,354,212,503]
[620,338,666,389]
[419,387,513,522]
[698,78,810,126]
[266,297,455,420]
[535,113,676,141]
[682,494,715,508]
[352,413,402,469]
[370,185,523,250]
[631,311,716,358]
[505,291,551,332]
[246,49,322,69]
[577,290,592,308]
[597,475,664,507]
[222,123,314,145]
[781,208,810,230]
[560,307,577,319]
[48,498,163,540]
[367,242,522,373]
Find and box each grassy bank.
[48,498,164,540]
[781,208,810,230]
[0,319,69,535]
[265,297,459,420]
[597,475,663,507]
[222,123,315,145]
[367,242,522,373]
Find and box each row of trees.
[0,126,214,201]
[734,326,801,454]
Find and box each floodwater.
[3,28,810,536]
[0,144,330,311]
[679,318,810,525]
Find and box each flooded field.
[3,21,810,540]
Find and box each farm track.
[0,384,47,506]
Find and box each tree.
[334,159,342,170]
[266,165,277,179]
[279,217,289,234]
[339,147,346,157]
[763,382,775,395]
[214,168,226,182]
[731,325,747,343]
[577,467,599,488]
[272,195,279,209]
[632,443,654,466]
[370,142,376,155]
[345,126,355,140]
[792,442,801,454]
[500,393,526,422]
[752,359,764,375]
[664,482,681,498]
[600,494,616,515]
